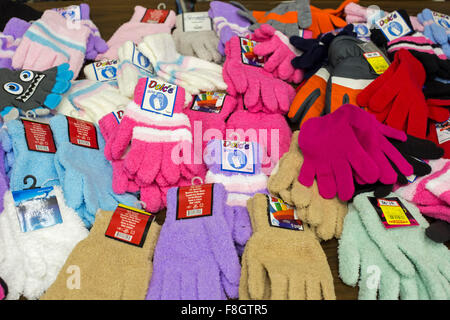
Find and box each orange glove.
[308,0,357,38]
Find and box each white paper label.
[436,117,450,145]
[182,12,213,32]
[130,43,155,75]
[375,11,412,41]
[220,140,255,174]
[55,5,81,21]
[140,78,177,117]
[431,11,450,30]
[353,23,371,40]
[91,60,118,82]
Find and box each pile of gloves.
[0,0,448,301]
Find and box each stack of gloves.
[0,0,448,301]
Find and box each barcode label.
[114,231,132,241]
[77,139,91,147]
[186,209,202,217]
[35,145,49,152]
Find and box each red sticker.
[105,204,154,247]
[22,119,56,153]
[67,116,99,149]
[141,9,169,23]
[112,110,124,123]
[176,184,214,220]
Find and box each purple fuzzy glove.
[147,183,241,300]
[204,139,268,253]
[79,4,108,60]
[208,1,251,55]
[0,17,30,69]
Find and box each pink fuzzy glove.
[104,77,205,188]
[99,111,139,195]
[223,36,296,115]
[251,24,312,84]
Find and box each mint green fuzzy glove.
[339,204,430,300]
[352,192,450,300]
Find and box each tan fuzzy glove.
[268,130,348,240]
[239,194,336,300]
[40,209,164,300]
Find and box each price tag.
[375,11,413,41]
[369,197,419,229]
[176,184,214,220]
[431,11,450,30]
[220,140,255,174]
[436,117,450,145]
[141,9,170,24]
[182,12,213,32]
[105,204,154,247]
[54,5,81,21]
[130,43,155,75]
[239,37,264,67]
[267,196,303,231]
[67,116,99,150]
[91,60,118,82]
[363,51,390,74]
[22,118,56,153]
[140,78,178,117]
[13,187,63,233]
[190,92,226,113]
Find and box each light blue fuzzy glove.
[49,114,140,228]
[352,192,450,300]
[5,119,59,191]
[339,204,430,300]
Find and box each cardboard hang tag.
[182,12,213,32]
[22,118,56,153]
[105,204,155,247]
[176,184,214,220]
[375,11,413,42]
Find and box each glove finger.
[180,271,198,300]
[197,267,224,299]
[267,270,288,300]
[246,248,268,299]
[305,279,323,300]
[161,269,181,300]
[244,77,261,108]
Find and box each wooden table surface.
[26,0,449,301]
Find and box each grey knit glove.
[172,13,222,63]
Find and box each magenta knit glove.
[223,36,295,114]
[251,24,312,84]
[12,10,90,79]
[298,104,411,201]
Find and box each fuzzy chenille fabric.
[0,186,88,300]
[41,209,164,300]
[240,193,336,300]
[268,130,347,240]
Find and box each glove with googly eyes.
[0,63,73,121]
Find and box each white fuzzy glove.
[117,41,160,98]
[56,80,130,124]
[138,33,226,106]
[0,186,89,300]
